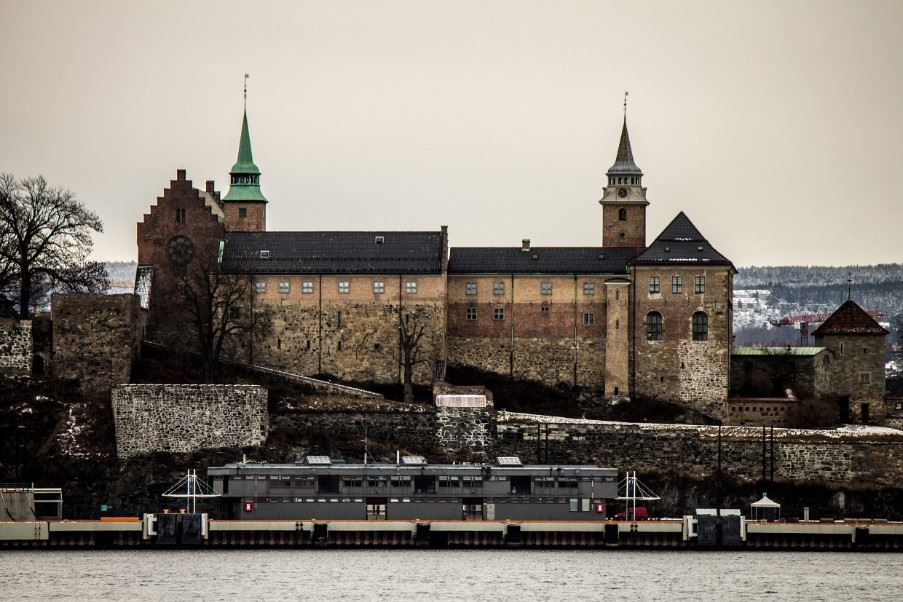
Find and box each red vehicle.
[614,506,649,520]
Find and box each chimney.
[176,169,186,181]
[206,180,215,194]
[521,239,530,252]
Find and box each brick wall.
[0,319,32,376]
[52,294,141,392]
[111,384,268,458]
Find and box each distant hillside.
[736,264,903,321]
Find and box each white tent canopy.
[751,494,781,520]
[751,495,780,508]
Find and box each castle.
[137,104,738,413]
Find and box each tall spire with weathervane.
[223,74,268,232]
[600,91,648,250]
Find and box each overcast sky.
[1,0,901,267]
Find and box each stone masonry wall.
[436,406,494,457]
[0,319,32,376]
[52,293,141,393]
[495,415,903,487]
[111,384,268,458]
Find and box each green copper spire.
[223,108,267,203]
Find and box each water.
[0,549,899,601]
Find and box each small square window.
[540,282,553,295]
[493,282,505,296]
[540,304,550,314]
[373,280,385,294]
[239,207,247,218]
[859,373,871,385]
[259,249,270,259]
[405,281,417,294]
[493,307,505,321]
[301,281,314,294]
[671,276,683,294]
[375,236,385,244]
[465,307,477,321]
[583,282,595,295]
[255,281,267,294]
[466,282,477,295]
[694,275,705,294]
[583,312,594,325]
[649,276,660,294]
[338,281,350,294]
[278,280,290,294]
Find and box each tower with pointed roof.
[599,117,648,249]
[223,108,268,232]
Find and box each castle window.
[646,312,663,341]
[583,282,595,296]
[466,282,477,295]
[694,275,706,294]
[239,207,247,218]
[649,276,660,294]
[540,282,553,296]
[278,280,290,294]
[840,342,845,355]
[338,281,350,294]
[583,312,594,325]
[615,319,619,330]
[493,307,505,321]
[465,306,477,321]
[859,373,871,385]
[862,347,868,355]
[302,281,314,294]
[255,281,267,294]
[671,276,683,294]
[405,281,417,294]
[373,280,385,294]
[692,312,708,341]
[175,208,186,224]
[337,341,343,351]
[618,208,627,221]
[493,282,505,296]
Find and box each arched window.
[646,312,663,341]
[618,208,627,221]
[692,311,708,341]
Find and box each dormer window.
[259,250,270,259]
[375,236,385,244]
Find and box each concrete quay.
[2,517,902,550]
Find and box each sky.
[1,0,901,267]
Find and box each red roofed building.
[814,300,888,422]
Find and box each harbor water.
[1,549,900,601]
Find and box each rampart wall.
[494,414,903,487]
[0,319,31,376]
[111,384,268,458]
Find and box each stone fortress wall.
[111,384,268,458]
[493,414,903,487]
[0,318,32,376]
[52,293,142,392]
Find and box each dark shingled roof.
[632,212,735,269]
[812,300,889,336]
[221,231,444,274]
[448,246,637,274]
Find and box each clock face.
[618,187,628,198]
[167,235,195,266]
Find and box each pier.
[2,516,902,550]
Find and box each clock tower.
[599,117,648,250]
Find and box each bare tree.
[176,257,269,380]
[399,310,431,403]
[0,174,108,317]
